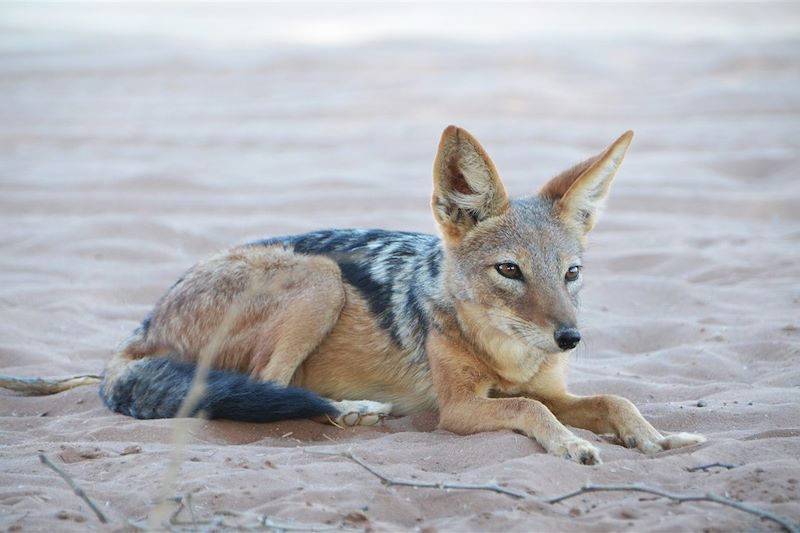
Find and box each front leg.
[545,393,706,453]
[428,331,600,465]
[440,395,601,464]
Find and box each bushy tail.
[99,357,336,421]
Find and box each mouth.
[507,323,560,353]
[459,301,562,353]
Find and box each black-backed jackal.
[101,126,705,464]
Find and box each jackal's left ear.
[432,126,510,241]
[540,131,633,233]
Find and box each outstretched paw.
[658,432,706,450]
[554,436,601,465]
[624,432,706,454]
[330,400,393,427]
[623,434,662,454]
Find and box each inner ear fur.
[539,130,634,233]
[432,125,510,241]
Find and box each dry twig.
[185,493,198,533]
[0,374,100,395]
[167,495,188,529]
[197,516,223,533]
[167,510,349,532]
[308,450,797,532]
[686,462,736,472]
[258,514,343,532]
[38,453,108,524]
[543,483,798,533]
[325,413,345,429]
[308,449,528,499]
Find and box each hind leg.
[140,246,391,425]
[252,258,346,386]
[257,321,393,426]
[255,301,392,428]
[252,296,393,426]
[237,252,392,426]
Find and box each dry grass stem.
[185,493,198,533]
[325,414,345,429]
[148,283,261,529]
[38,453,108,524]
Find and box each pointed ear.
[539,131,633,233]
[432,126,510,241]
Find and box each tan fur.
[108,126,704,463]
[297,284,436,415]
[137,246,345,378]
[113,245,435,416]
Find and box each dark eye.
[565,265,581,282]
[495,262,523,280]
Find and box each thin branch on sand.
[0,374,100,395]
[686,462,736,472]
[307,449,528,499]
[196,516,223,533]
[308,450,797,533]
[164,515,343,532]
[185,493,198,533]
[257,514,344,532]
[38,453,108,524]
[164,506,348,532]
[543,483,799,533]
[168,496,188,529]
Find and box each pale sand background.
[1,3,799,532]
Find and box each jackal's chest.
[491,352,569,398]
[473,327,555,386]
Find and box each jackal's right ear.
[540,131,633,233]
[432,126,510,241]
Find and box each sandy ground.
[1,4,799,532]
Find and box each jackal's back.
[253,229,446,360]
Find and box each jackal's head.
[432,126,632,367]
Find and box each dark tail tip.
[100,357,336,422]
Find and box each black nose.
[554,327,581,351]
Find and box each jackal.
[100,126,705,464]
